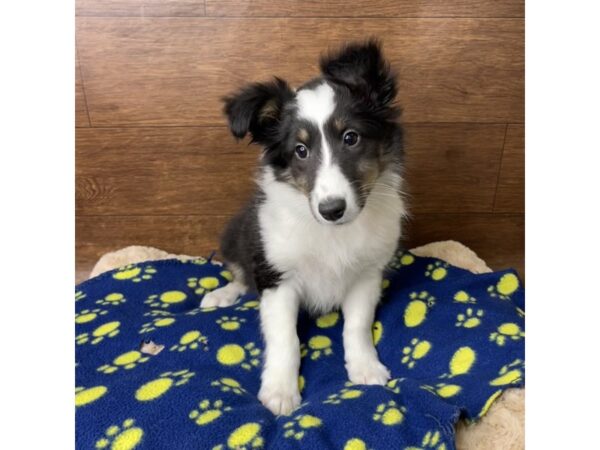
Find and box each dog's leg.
[258,282,301,416]
[342,271,390,385]
[200,263,248,308]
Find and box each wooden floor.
[75,0,524,283]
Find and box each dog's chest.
[259,192,403,310]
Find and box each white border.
[0,1,74,448]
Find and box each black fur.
[320,38,399,120]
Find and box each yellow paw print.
[96,293,126,306]
[220,270,234,281]
[235,300,260,311]
[344,438,371,450]
[422,383,462,398]
[113,264,156,282]
[182,257,208,265]
[135,369,195,402]
[324,384,363,404]
[97,350,150,374]
[170,330,208,352]
[372,321,383,345]
[487,273,520,300]
[478,390,503,418]
[211,377,247,395]
[453,290,476,304]
[283,414,323,440]
[490,359,524,386]
[185,307,213,316]
[76,321,120,345]
[75,385,108,407]
[455,308,484,328]
[405,430,447,450]
[441,346,477,378]
[145,290,187,309]
[216,316,247,331]
[75,308,108,324]
[139,317,176,334]
[404,291,436,328]
[385,378,405,394]
[316,312,339,328]
[216,342,261,370]
[373,400,407,426]
[187,276,221,295]
[189,399,232,426]
[75,290,86,302]
[301,335,333,360]
[425,261,449,281]
[144,309,173,318]
[489,323,524,346]
[95,418,143,450]
[388,252,415,270]
[401,338,432,369]
[212,422,264,450]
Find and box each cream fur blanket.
[88,240,524,450]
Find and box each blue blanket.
[75,252,525,450]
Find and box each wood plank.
[76,18,523,125]
[404,213,524,277]
[75,127,258,215]
[76,213,525,283]
[494,124,524,213]
[76,54,90,127]
[76,0,205,17]
[206,0,524,18]
[76,124,506,215]
[404,124,505,213]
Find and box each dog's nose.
[318,198,346,222]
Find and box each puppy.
[201,40,406,415]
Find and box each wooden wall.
[75,0,524,283]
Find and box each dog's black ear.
[320,39,397,110]
[223,77,294,145]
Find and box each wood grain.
[76,18,523,126]
[206,0,524,18]
[76,213,524,283]
[495,124,524,212]
[404,124,505,213]
[76,124,507,216]
[76,127,256,215]
[76,0,205,17]
[76,55,90,127]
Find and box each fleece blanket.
[75,252,525,450]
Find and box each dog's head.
[223,40,403,225]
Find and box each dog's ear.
[223,77,294,145]
[320,39,397,111]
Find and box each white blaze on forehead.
[296,83,358,223]
[296,82,336,167]
[296,82,336,126]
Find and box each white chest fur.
[258,168,406,313]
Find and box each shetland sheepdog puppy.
[202,40,406,415]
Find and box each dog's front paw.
[346,358,391,385]
[200,286,239,308]
[258,381,301,416]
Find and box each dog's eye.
[343,131,359,146]
[295,144,309,159]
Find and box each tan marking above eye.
[334,118,345,132]
[297,128,309,142]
